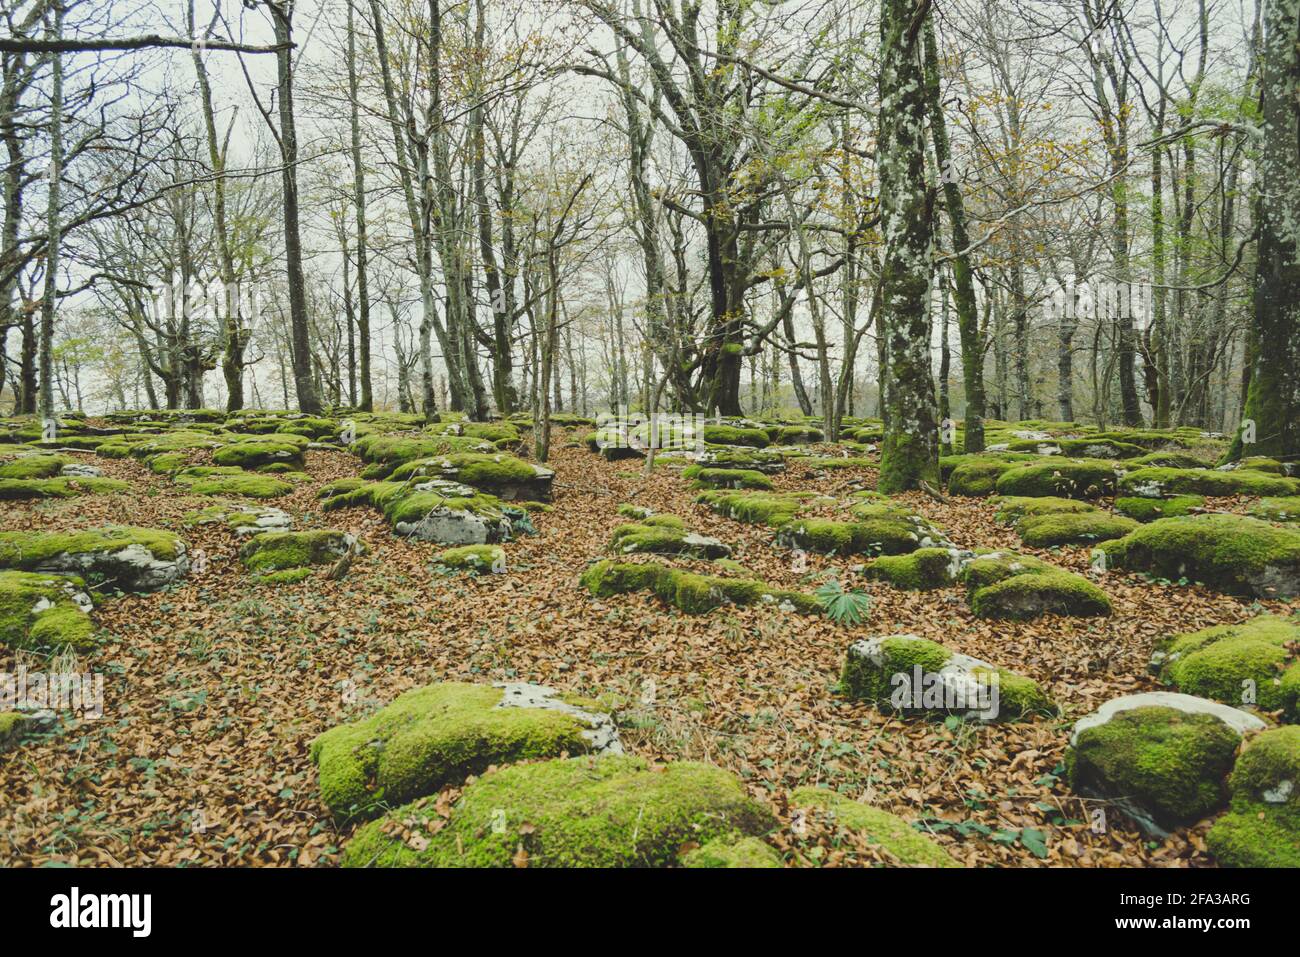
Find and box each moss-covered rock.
[0,475,130,499]
[957,551,1111,618]
[1152,614,1300,720]
[681,465,773,490]
[175,467,293,499]
[341,753,775,867]
[1015,511,1139,548]
[322,478,525,545]
[438,544,506,573]
[701,424,770,448]
[863,547,962,590]
[1066,693,1266,836]
[1129,450,1211,470]
[1114,495,1204,522]
[390,452,554,501]
[240,530,359,579]
[1207,726,1300,867]
[993,496,1099,524]
[840,635,1054,720]
[580,559,818,615]
[947,457,1024,497]
[994,459,1116,498]
[1099,514,1300,597]
[679,835,782,868]
[695,489,828,527]
[609,520,731,559]
[212,436,307,471]
[776,504,943,557]
[1249,496,1300,523]
[352,432,496,478]
[0,570,95,650]
[0,527,187,591]
[1118,467,1300,499]
[789,787,957,867]
[0,454,68,479]
[312,682,620,822]
[427,420,522,447]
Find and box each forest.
[0,0,1298,882]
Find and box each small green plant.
[815,577,873,626]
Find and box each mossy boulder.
[776,504,943,557]
[1152,614,1300,720]
[1015,511,1138,548]
[681,465,773,490]
[0,711,29,752]
[1249,496,1300,523]
[694,446,786,474]
[580,560,818,615]
[840,635,1054,721]
[994,459,1116,498]
[0,570,95,651]
[352,432,496,478]
[240,530,359,580]
[1117,467,1300,499]
[438,544,506,573]
[312,682,621,822]
[0,526,187,591]
[341,753,775,867]
[863,547,962,590]
[427,420,522,447]
[695,489,828,526]
[616,503,653,520]
[0,476,129,499]
[947,456,1024,497]
[1066,693,1266,836]
[389,452,553,501]
[993,496,1099,524]
[1114,495,1204,522]
[1206,726,1300,867]
[610,520,730,559]
[701,424,770,448]
[1130,450,1210,469]
[212,436,307,471]
[679,835,781,868]
[789,787,957,867]
[959,551,1111,618]
[183,503,293,536]
[321,479,523,545]
[0,454,68,479]
[175,467,293,499]
[1099,514,1300,598]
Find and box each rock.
[789,787,957,867]
[321,477,526,545]
[240,530,361,583]
[1067,692,1266,836]
[1099,514,1300,598]
[776,503,945,557]
[390,452,554,501]
[341,754,775,867]
[58,463,103,478]
[994,459,1117,498]
[212,436,308,471]
[0,527,188,592]
[682,465,773,490]
[1114,494,1204,522]
[960,551,1110,618]
[863,547,966,590]
[993,496,1100,524]
[1152,614,1300,721]
[840,634,1054,721]
[1117,467,1300,498]
[1207,726,1300,867]
[0,570,95,651]
[1014,511,1139,547]
[175,467,295,499]
[438,544,506,573]
[680,836,782,868]
[696,489,830,526]
[580,559,819,615]
[610,515,731,559]
[311,681,621,821]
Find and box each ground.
[0,422,1293,868]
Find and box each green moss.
[212,437,307,471]
[609,522,730,559]
[1016,512,1138,548]
[864,548,959,590]
[177,468,293,499]
[841,635,952,703]
[240,530,355,573]
[765,425,824,445]
[0,476,129,499]
[352,433,495,478]
[342,754,776,867]
[0,526,183,567]
[777,510,940,557]
[681,465,773,490]
[1068,706,1240,831]
[1099,514,1300,597]
[1156,615,1300,719]
[789,787,957,867]
[311,682,603,822]
[274,417,338,439]
[1249,496,1300,523]
[427,421,522,445]
[701,424,770,448]
[1118,467,1300,498]
[1130,451,1211,469]
[0,711,27,750]
[993,496,1099,524]
[1115,495,1204,522]
[0,570,95,651]
[616,504,653,520]
[679,836,781,868]
[0,454,68,479]
[439,545,506,572]
[390,452,539,489]
[960,552,1111,618]
[695,489,826,527]
[1207,726,1300,865]
[580,560,817,615]
[945,455,1043,497]
[995,460,1116,498]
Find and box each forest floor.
[0,424,1286,867]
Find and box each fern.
[815,577,873,626]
